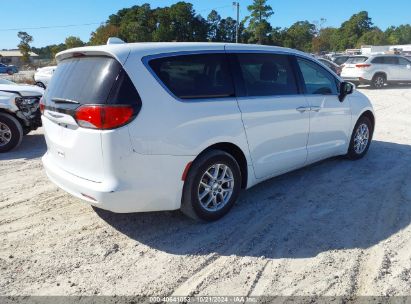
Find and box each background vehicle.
[318,58,342,75]
[332,55,351,66]
[42,42,374,221]
[341,55,411,89]
[0,63,18,75]
[0,78,44,152]
[34,66,56,88]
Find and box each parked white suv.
[34,66,56,89]
[41,42,375,221]
[341,55,411,89]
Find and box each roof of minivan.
[56,42,308,64]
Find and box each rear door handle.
[296,106,310,113]
[310,106,321,112]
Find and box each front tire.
[0,113,23,153]
[347,116,373,160]
[181,150,242,221]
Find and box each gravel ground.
[1,86,411,297]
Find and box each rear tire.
[347,116,373,160]
[181,150,242,222]
[372,74,386,89]
[0,113,23,153]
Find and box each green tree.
[17,31,33,64]
[65,36,85,49]
[357,28,386,46]
[385,25,411,45]
[283,21,315,52]
[207,9,221,41]
[207,10,237,42]
[269,27,286,46]
[246,0,274,44]
[312,27,339,53]
[118,4,156,42]
[338,11,373,49]
[152,7,174,41]
[168,2,207,41]
[89,24,120,45]
[218,17,237,42]
[50,44,66,61]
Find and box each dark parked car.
[318,58,342,76]
[0,63,18,75]
[333,55,351,66]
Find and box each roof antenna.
[107,37,125,45]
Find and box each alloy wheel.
[374,76,384,88]
[197,164,234,212]
[354,123,369,154]
[0,122,12,146]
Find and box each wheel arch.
[373,71,387,81]
[194,142,248,189]
[0,108,26,128]
[358,110,375,132]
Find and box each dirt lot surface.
[1,86,411,297]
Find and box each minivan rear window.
[148,53,235,99]
[44,56,141,111]
[345,57,368,64]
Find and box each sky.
[1,0,411,49]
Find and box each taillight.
[75,105,135,130]
[356,64,371,68]
[39,97,45,114]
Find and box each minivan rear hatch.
[42,54,141,182]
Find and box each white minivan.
[41,42,375,221]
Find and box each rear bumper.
[42,151,193,213]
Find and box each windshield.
[0,78,15,85]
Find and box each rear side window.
[346,57,368,64]
[236,53,299,96]
[45,56,141,111]
[297,58,338,95]
[372,57,398,64]
[148,53,234,99]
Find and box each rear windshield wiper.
[52,97,80,104]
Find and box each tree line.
[23,0,411,60]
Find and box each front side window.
[148,53,234,99]
[236,53,299,97]
[297,58,338,95]
[398,57,410,65]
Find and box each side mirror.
[339,81,354,102]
